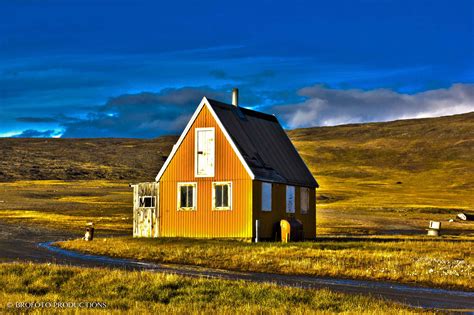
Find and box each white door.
[195,128,215,177]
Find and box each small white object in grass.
[429,221,441,230]
[448,219,454,222]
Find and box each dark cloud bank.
[13,84,474,138]
[62,87,227,138]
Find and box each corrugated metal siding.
[252,181,316,239]
[160,105,253,238]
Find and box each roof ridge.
[206,98,277,121]
[208,97,318,188]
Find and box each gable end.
[155,97,255,182]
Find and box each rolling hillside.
[1,112,473,234]
[1,112,472,184]
[0,136,176,181]
[288,112,474,234]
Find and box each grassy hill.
[0,112,473,235]
[288,112,474,234]
[0,137,176,181]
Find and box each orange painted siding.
[159,105,253,238]
[252,181,316,239]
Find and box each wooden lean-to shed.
[132,89,319,240]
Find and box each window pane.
[301,188,309,214]
[144,197,151,208]
[262,182,272,211]
[286,186,295,213]
[180,187,187,208]
[222,185,228,207]
[215,185,223,207]
[187,186,194,207]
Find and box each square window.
[139,196,155,208]
[177,183,197,210]
[213,182,232,210]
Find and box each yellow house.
[132,89,318,240]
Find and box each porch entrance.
[132,182,159,237]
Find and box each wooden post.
[84,222,94,241]
[255,220,259,243]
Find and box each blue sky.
[0,0,473,138]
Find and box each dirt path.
[1,221,473,311]
[0,221,125,266]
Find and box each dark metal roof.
[207,99,319,188]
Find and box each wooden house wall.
[252,181,316,239]
[132,182,159,238]
[159,105,253,238]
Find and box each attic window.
[213,182,232,210]
[195,128,215,177]
[139,196,155,208]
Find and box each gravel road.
[1,221,473,311]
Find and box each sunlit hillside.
[0,137,176,181]
[289,112,474,234]
[1,112,473,235]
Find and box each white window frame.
[286,185,295,213]
[261,182,272,212]
[139,196,156,208]
[194,127,215,178]
[212,181,232,211]
[301,187,309,214]
[177,182,197,211]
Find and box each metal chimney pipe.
[232,88,239,106]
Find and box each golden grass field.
[0,178,471,294]
[0,180,130,234]
[0,178,472,236]
[0,263,422,314]
[58,236,472,291]
[0,113,472,313]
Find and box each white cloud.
[272,83,474,128]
